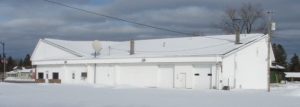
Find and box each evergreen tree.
[18,59,23,67]
[23,54,31,67]
[272,43,287,67]
[0,55,3,73]
[289,54,300,72]
[6,56,17,71]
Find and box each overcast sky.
[0,0,299,59]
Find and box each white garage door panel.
[119,65,157,87]
[193,65,211,89]
[96,65,115,85]
[159,66,174,88]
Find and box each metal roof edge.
[221,34,268,57]
[41,39,84,57]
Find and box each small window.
[194,73,200,76]
[53,72,59,79]
[72,73,75,79]
[38,72,44,79]
[81,72,87,80]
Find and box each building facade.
[31,33,274,90]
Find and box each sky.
[0,0,299,59]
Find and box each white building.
[5,67,34,81]
[31,33,274,90]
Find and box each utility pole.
[0,41,5,82]
[267,11,274,92]
[92,40,102,84]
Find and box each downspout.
[215,54,223,90]
[234,54,237,89]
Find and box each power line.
[109,42,231,53]
[43,0,232,42]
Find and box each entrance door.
[177,73,186,88]
[193,65,211,89]
[45,71,49,83]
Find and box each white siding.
[32,40,78,61]
[36,65,64,81]
[95,65,116,86]
[192,65,212,89]
[118,64,158,87]
[174,65,194,89]
[158,65,174,88]
[222,37,268,89]
[64,64,89,84]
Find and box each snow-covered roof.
[7,68,32,73]
[32,33,267,60]
[285,72,300,78]
[270,65,285,70]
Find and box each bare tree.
[217,3,266,34]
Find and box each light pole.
[92,40,102,84]
[267,11,275,92]
[0,41,5,82]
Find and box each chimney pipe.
[232,18,242,44]
[130,39,135,55]
[235,29,241,44]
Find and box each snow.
[1,82,300,107]
[33,34,266,60]
[4,77,35,82]
[270,65,285,69]
[285,72,300,78]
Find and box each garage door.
[119,65,158,87]
[158,65,174,88]
[96,65,115,86]
[193,65,212,89]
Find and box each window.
[38,72,44,79]
[81,72,87,80]
[53,72,59,79]
[72,73,75,79]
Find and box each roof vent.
[130,39,135,55]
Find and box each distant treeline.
[0,54,32,72]
[273,43,300,72]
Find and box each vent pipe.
[130,39,135,55]
[232,18,242,44]
[235,30,241,44]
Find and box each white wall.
[36,65,64,81]
[174,64,194,89]
[36,64,92,84]
[64,64,90,84]
[36,62,218,89]
[222,37,268,89]
[158,65,174,88]
[117,64,158,88]
[32,40,78,61]
[95,64,116,86]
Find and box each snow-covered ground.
[0,83,300,107]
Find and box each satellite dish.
[92,40,102,55]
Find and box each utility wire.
[44,0,232,42]
[109,42,231,53]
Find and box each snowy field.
[0,83,300,107]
